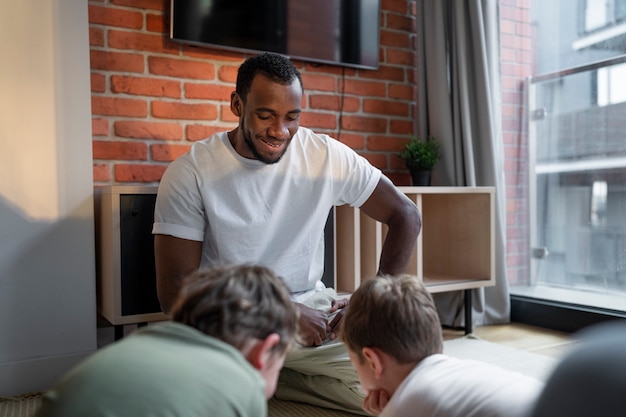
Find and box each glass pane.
[529,60,626,304]
[519,0,626,310]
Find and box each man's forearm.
[154,234,203,313]
[377,204,421,276]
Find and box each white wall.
[0,0,97,396]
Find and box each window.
[510,0,626,314]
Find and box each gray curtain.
[416,0,509,326]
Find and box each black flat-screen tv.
[170,0,380,70]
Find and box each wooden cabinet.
[334,186,495,294]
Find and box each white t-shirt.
[380,354,544,417]
[153,127,381,293]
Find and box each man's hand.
[296,303,329,346]
[363,389,391,415]
[327,298,349,340]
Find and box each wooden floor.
[444,322,577,360]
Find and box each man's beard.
[241,118,288,165]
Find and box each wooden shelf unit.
[95,185,168,325]
[94,185,494,332]
[334,186,495,294]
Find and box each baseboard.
[511,295,626,333]
[0,351,93,397]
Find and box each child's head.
[342,274,443,364]
[170,264,298,398]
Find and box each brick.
[359,64,407,82]
[367,136,406,152]
[363,99,409,117]
[93,164,111,182]
[146,13,166,33]
[92,96,148,117]
[389,83,414,100]
[330,132,365,150]
[90,27,105,46]
[93,140,148,160]
[114,120,183,140]
[91,73,106,93]
[338,133,366,150]
[185,83,233,100]
[300,112,337,130]
[301,73,337,92]
[186,124,233,141]
[386,48,417,66]
[111,0,167,12]
[114,163,167,182]
[152,101,218,120]
[90,50,144,73]
[218,65,240,83]
[151,143,190,162]
[500,48,517,62]
[500,19,516,34]
[380,29,411,48]
[390,119,414,135]
[220,104,239,123]
[361,153,388,170]
[111,75,181,98]
[89,5,143,29]
[386,13,415,32]
[342,79,386,97]
[342,97,361,112]
[309,95,342,111]
[341,115,387,133]
[149,57,215,80]
[92,118,110,136]
[183,47,244,63]
[108,29,178,55]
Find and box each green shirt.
[35,322,266,417]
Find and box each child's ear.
[362,347,385,379]
[247,333,280,370]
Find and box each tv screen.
[170,0,380,70]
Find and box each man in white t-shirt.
[152,52,421,414]
[342,275,544,417]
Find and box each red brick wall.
[88,0,532,286]
[499,0,532,286]
[88,0,418,186]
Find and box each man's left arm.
[359,175,422,275]
[326,176,420,339]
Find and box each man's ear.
[247,333,280,370]
[230,92,242,117]
[362,346,385,379]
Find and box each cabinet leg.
[464,289,472,335]
[114,325,124,341]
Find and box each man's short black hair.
[235,52,303,101]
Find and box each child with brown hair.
[35,264,299,417]
[342,274,543,417]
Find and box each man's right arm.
[154,234,202,314]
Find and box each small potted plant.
[399,135,440,186]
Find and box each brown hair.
[341,274,443,363]
[170,264,298,355]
